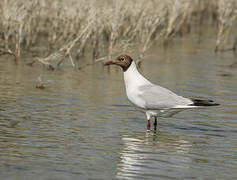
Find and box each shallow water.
[0,36,237,180]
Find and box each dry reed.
[0,0,236,68]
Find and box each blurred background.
[0,0,236,67]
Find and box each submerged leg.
[154,117,157,131]
[147,120,151,131]
[146,112,152,131]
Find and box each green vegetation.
[0,0,236,68]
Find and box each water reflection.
[0,33,237,179]
[116,131,193,179]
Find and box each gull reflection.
[116,131,193,179]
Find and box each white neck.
[123,61,151,90]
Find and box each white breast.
[126,87,146,108]
[123,61,151,109]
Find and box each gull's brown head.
[104,55,133,72]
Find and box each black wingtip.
[190,99,220,106]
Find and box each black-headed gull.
[104,55,219,131]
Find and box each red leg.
[147,120,151,131]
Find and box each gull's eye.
[120,57,125,61]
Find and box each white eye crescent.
[120,57,125,61]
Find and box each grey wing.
[138,84,192,109]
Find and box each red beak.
[104,60,116,66]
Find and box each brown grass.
[0,0,236,68]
